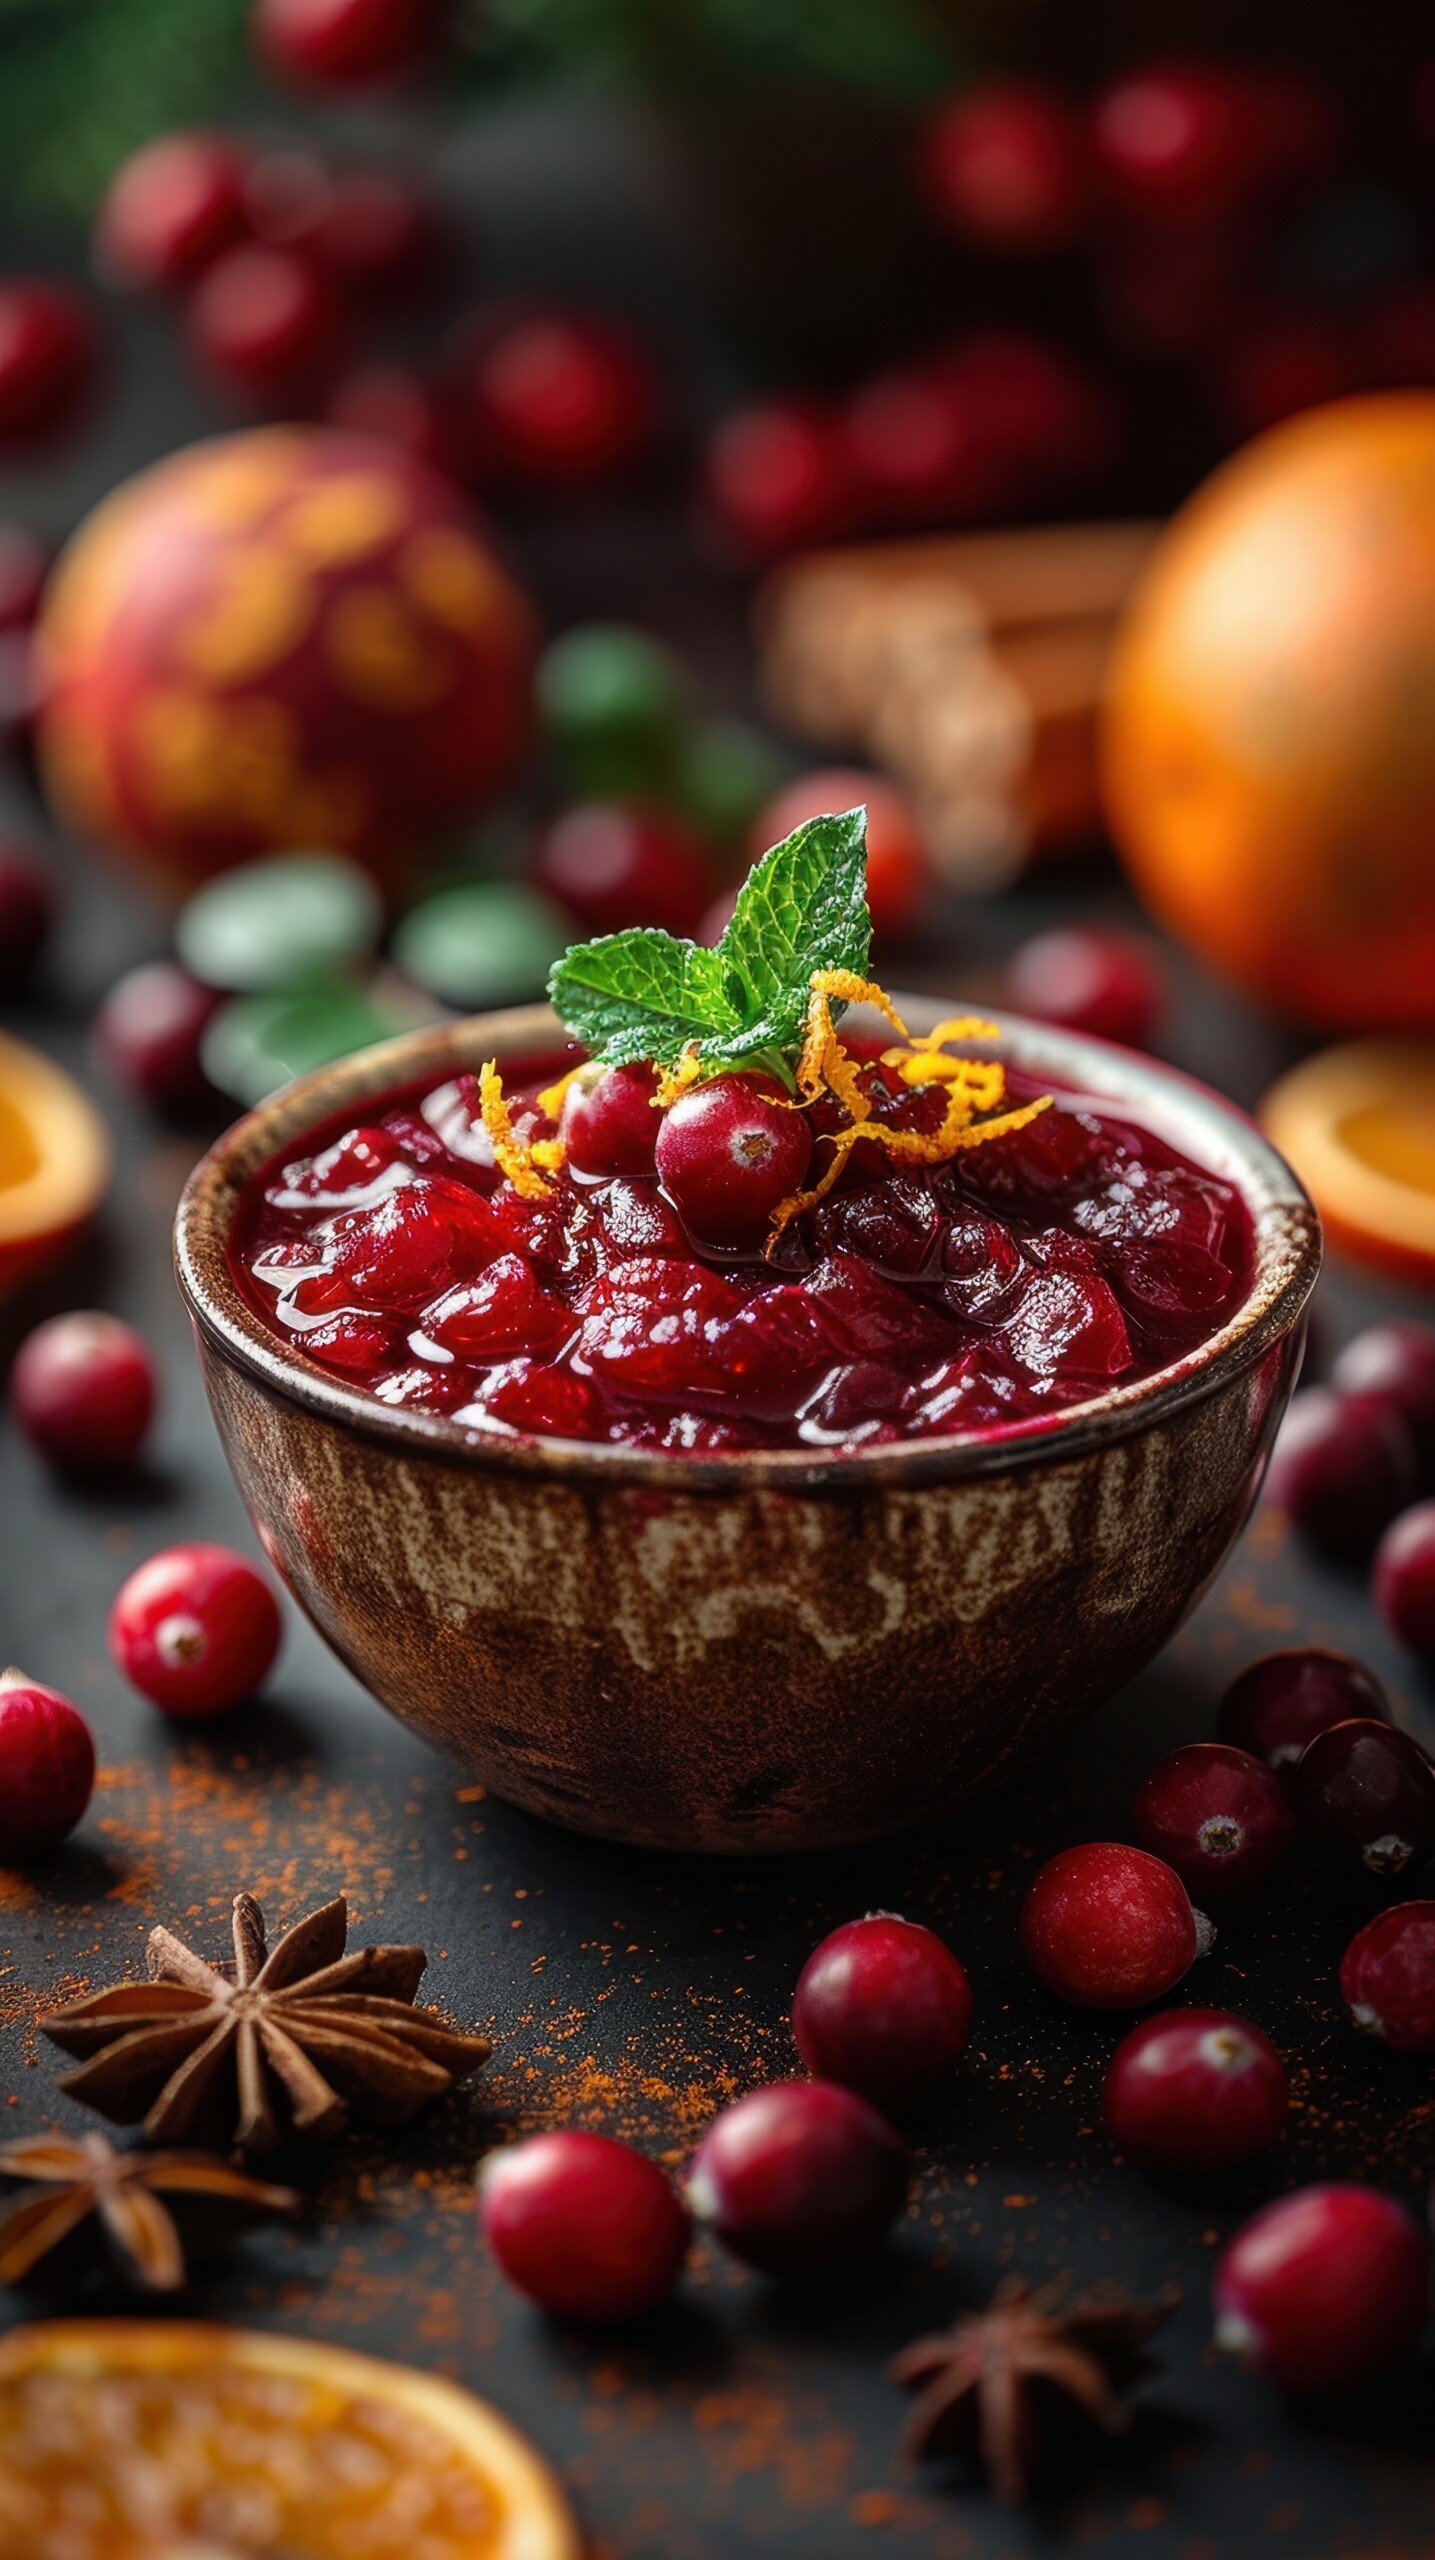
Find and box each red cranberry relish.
[233,1052,1252,1454]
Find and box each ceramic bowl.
[175,1001,1319,1854]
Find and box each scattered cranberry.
[705,399,851,556]
[466,310,656,487]
[0,280,97,450]
[1265,1387,1417,1560]
[922,79,1088,253]
[251,0,440,90]
[561,1062,660,1180]
[1020,1842,1209,2009]
[1103,2008,1288,2175]
[687,2079,908,2275]
[188,243,339,400]
[749,771,929,939]
[1292,1719,1435,1878]
[93,961,219,1118]
[1132,1742,1295,1902]
[109,1542,282,1718]
[0,1670,94,1860]
[933,329,1118,503]
[791,1914,973,2109]
[840,369,984,529]
[1333,1321,1435,1465]
[1007,924,1166,1050]
[1341,1902,1435,2053]
[1092,61,1261,223]
[532,802,709,942]
[1374,1500,1435,1656]
[1219,1648,1390,1770]
[479,2130,689,2322]
[11,1311,156,1472]
[656,1074,813,1253]
[1213,2185,1429,2392]
[0,837,53,988]
[97,131,249,291]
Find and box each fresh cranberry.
[1020,1842,1210,2009]
[108,1542,282,1718]
[0,837,53,989]
[749,771,929,939]
[705,399,851,557]
[560,1063,660,1179]
[97,131,249,290]
[1007,924,1166,1050]
[479,2129,688,2322]
[1213,2185,1429,2392]
[93,961,219,1117]
[0,281,97,449]
[922,80,1088,253]
[791,1914,972,2109]
[1103,2008,1288,2175]
[466,310,656,487]
[0,1671,94,1859]
[1132,1743,1295,1902]
[1219,1648,1390,1770]
[1092,61,1262,222]
[1374,1501,1435,1655]
[1333,1322,1435,1464]
[532,802,709,941]
[11,1311,156,1472]
[1292,1720,1435,1879]
[1265,1387,1417,1560]
[188,244,340,399]
[1341,1902,1435,2053]
[252,0,440,89]
[656,1075,813,1252]
[687,2079,908,2275]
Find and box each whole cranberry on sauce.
[1006,924,1167,1051]
[655,1073,813,1253]
[1213,2185,1429,2392]
[0,1671,94,1860]
[94,961,219,1119]
[479,2130,689,2322]
[97,132,249,291]
[1020,1842,1210,2008]
[687,2079,908,2275]
[11,1311,156,1473]
[1102,2008,1288,2175]
[109,1542,282,1718]
[1332,1321,1435,1465]
[1132,1742,1295,1901]
[1218,1647,1390,1770]
[1266,1387,1417,1560]
[1373,1500,1435,1655]
[1292,1719,1435,1878]
[1341,1902,1435,2052]
[560,1062,660,1179]
[791,1913,973,2109]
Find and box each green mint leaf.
[547,928,739,1068]
[713,806,872,1055]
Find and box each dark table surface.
[3,165,1435,2559]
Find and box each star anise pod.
[891,2276,1178,2505]
[38,1892,492,2154]
[0,2128,297,2291]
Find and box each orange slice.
[0,1030,109,1299]
[0,2319,580,2560]
[1261,1040,1435,1284]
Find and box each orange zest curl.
[653,1045,704,1109]
[536,1064,584,1120]
[477,1060,554,1199]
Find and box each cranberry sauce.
[231,1053,1253,1454]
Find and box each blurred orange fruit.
[0,1029,108,1300]
[1103,393,1435,1028]
[1261,1040,1435,1284]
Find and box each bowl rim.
[174,997,1321,1493]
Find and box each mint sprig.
[547,806,872,1084]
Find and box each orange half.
[1261,1040,1435,1285]
[0,1030,109,1299]
[0,2319,580,2560]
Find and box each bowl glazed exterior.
[176,1003,1319,1853]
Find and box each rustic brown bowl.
[175,1001,1319,1855]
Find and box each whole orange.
[1103,393,1435,1028]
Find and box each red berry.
[840,370,986,529]
[479,2130,689,2322]
[0,526,49,632]
[1334,1321,1435,1463]
[325,361,459,475]
[252,0,439,90]
[11,1311,156,1472]
[109,1542,282,1719]
[1019,1842,1210,2009]
[656,1073,813,1252]
[1103,2008,1288,2175]
[560,1062,660,1179]
[1213,2185,1428,2392]
[1132,1742,1295,1902]
[466,310,656,487]
[1219,1648,1390,1771]
[532,802,709,941]
[687,2079,908,2275]
[94,961,219,1118]
[791,1913,972,2109]
[0,1670,94,1859]
[1342,1902,1435,2053]
[1092,61,1261,222]
[921,80,1089,254]
[931,331,1117,504]
[188,244,340,400]
[97,132,249,291]
[0,281,97,450]
[310,170,435,296]
[0,837,54,988]
[1374,1500,1435,1655]
[1266,1387,1417,1560]
[1292,1719,1435,1879]
[1007,924,1166,1049]
[750,771,928,938]
[705,399,851,556]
